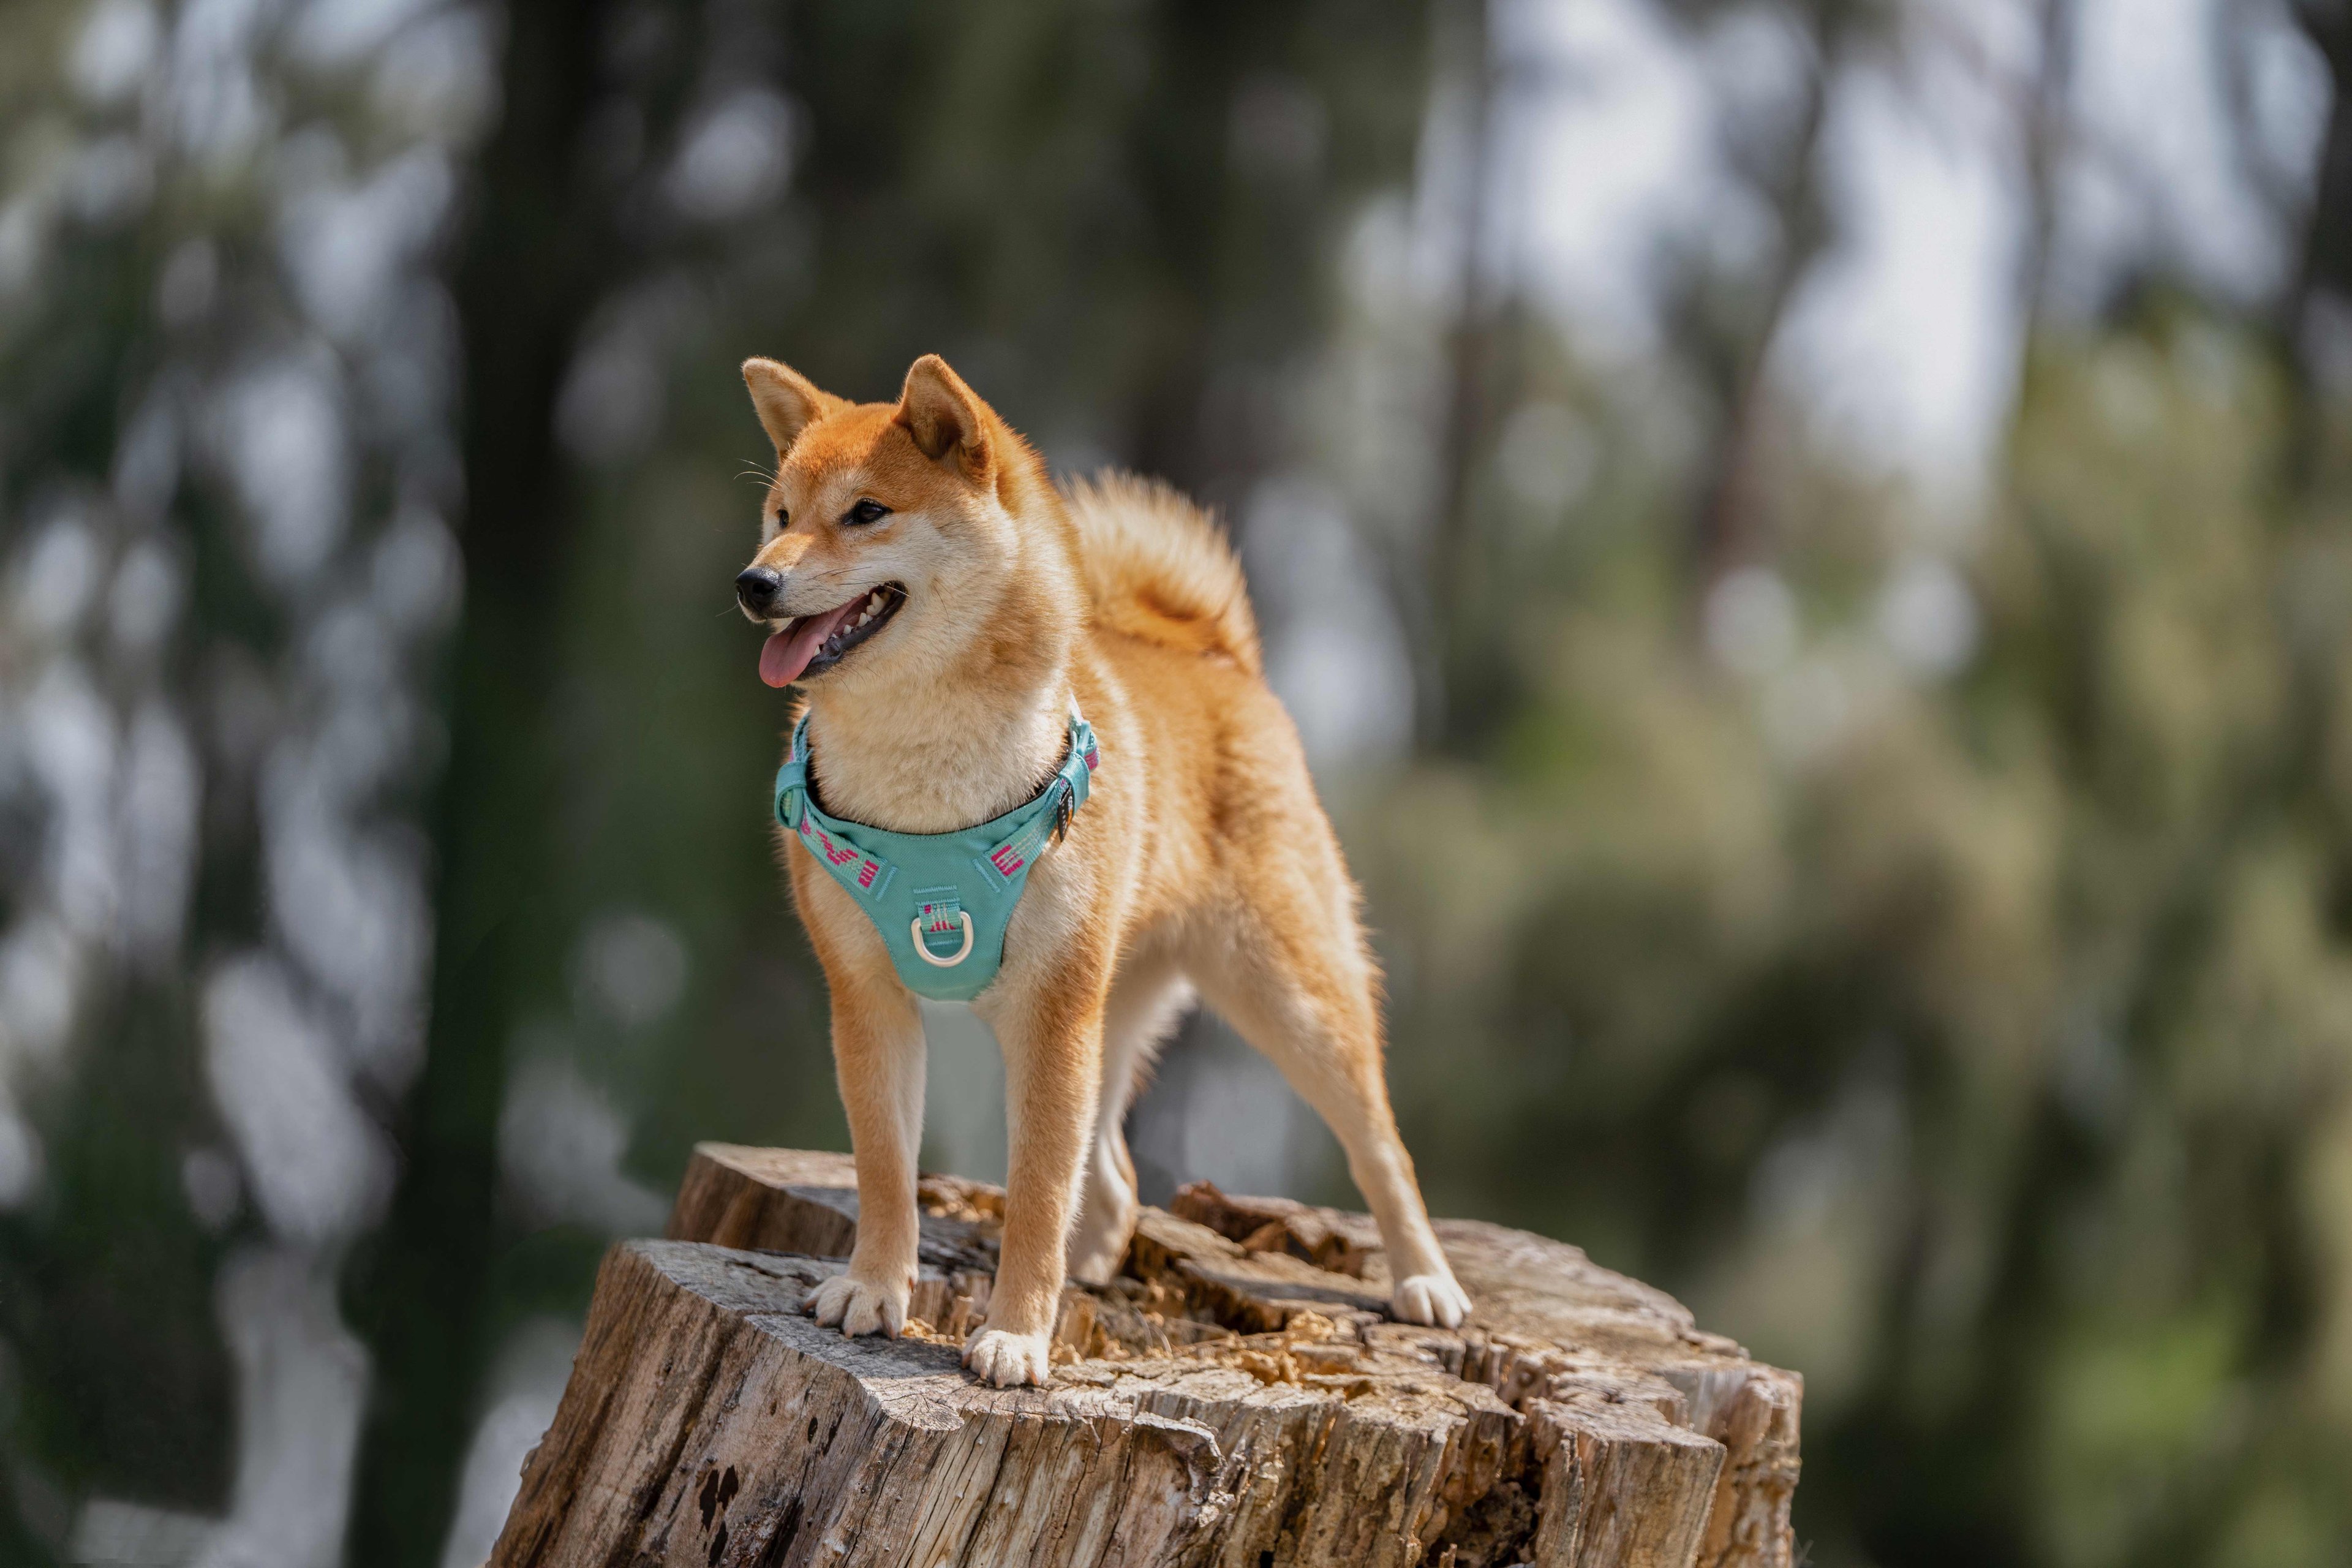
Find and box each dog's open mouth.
[759,584,907,688]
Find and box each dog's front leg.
[965,974,1106,1387]
[809,968,925,1339]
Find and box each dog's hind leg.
[1185,889,1471,1329]
[1068,950,1194,1284]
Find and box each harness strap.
[981,707,1098,880]
[773,705,1098,888]
[773,749,810,830]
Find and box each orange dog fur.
[735,352,1469,1387]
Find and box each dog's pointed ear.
[742,358,839,453]
[892,355,991,480]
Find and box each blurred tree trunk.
[2016,0,2077,339]
[1425,0,1503,748]
[1686,6,1842,597]
[2286,0,2352,486]
[342,1,621,1561]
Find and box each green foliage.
[0,8,236,1536]
[1361,303,2352,1564]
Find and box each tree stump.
[489,1147,1801,1567]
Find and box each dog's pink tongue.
[758,600,860,688]
[758,630,810,688]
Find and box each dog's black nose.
[736,567,783,616]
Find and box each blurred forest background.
[2,0,2351,1564]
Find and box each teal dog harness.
[773,709,1099,1001]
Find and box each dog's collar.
[772,706,1100,1001]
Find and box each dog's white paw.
[1392,1272,1471,1329]
[962,1326,1052,1387]
[809,1271,908,1338]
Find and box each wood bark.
[491,1146,1800,1567]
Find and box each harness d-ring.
[910,911,975,967]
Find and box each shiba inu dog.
[734,352,1469,1387]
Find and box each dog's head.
[734,353,1046,691]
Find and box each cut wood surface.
[491,1145,1800,1568]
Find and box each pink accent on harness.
[801,819,880,891]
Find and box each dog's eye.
[843,499,891,527]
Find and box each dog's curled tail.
[1063,471,1262,676]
